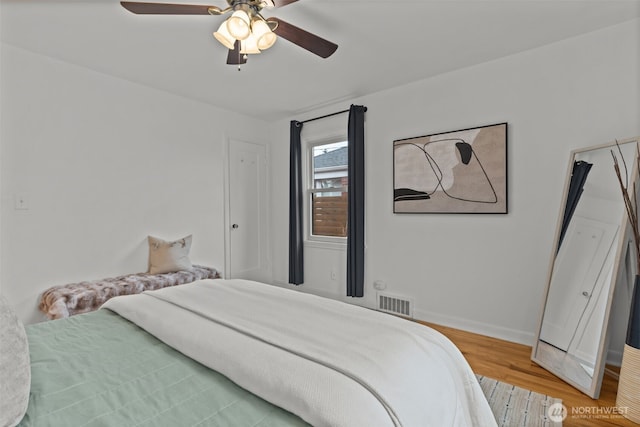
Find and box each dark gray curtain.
[289,120,304,285]
[558,160,592,250]
[347,105,366,297]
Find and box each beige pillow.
[148,235,193,274]
[0,296,31,427]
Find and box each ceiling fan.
[120,0,338,66]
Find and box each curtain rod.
[300,106,368,124]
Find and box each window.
[308,140,348,240]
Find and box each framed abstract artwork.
[393,122,508,214]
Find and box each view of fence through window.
[311,141,348,238]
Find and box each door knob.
[232,224,239,229]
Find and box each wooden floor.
[424,321,638,427]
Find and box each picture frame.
[393,122,508,214]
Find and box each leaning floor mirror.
[532,137,640,398]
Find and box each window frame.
[305,136,349,246]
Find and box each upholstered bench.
[39,265,220,320]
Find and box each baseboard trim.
[413,308,536,346]
[272,281,535,346]
[270,280,374,308]
[271,280,339,300]
[271,280,626,362]
[607,348,623,367]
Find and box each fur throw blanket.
[39,265,220,320]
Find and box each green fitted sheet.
[20,309,309,427]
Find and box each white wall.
[0,45,270,324]
[0,4,3,297]
[268,19,640,353]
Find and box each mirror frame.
[531,136,640,398]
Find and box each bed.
[6,279,497,427]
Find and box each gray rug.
[476,375,563,427]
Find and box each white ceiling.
[2,0,639,121]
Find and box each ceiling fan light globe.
[226,10,251,40]
[251,18,277,50]
[213,22,236,49]
[257,32,276,50]
[240,34,261,54]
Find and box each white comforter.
[103,279,496,427]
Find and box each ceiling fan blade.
[271,0,299,7]
[120,1,219,15]
[227,40,247,65]
[268,17,337,59]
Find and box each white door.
[226,140,270,282]
[540,216,618,351]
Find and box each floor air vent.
[377,293,413,318]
